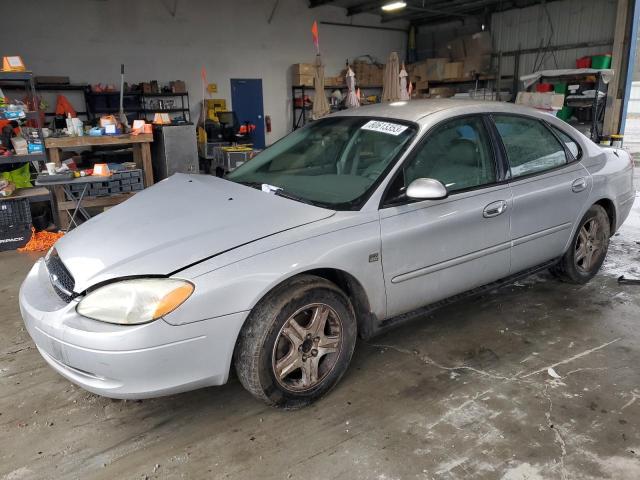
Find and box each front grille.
[45,249,76,303]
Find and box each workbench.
[44,134,154,229]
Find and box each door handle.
[483,200,508,218]
[572,177,587,192]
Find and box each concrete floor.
[1,184,639,480]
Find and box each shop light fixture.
[381,1,407,12]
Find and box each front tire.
[552,205,610,284]
[234,275,357,409]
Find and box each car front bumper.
[19,259,248,399]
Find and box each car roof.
[329,99,549,123]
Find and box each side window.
[493,115,567,178]
[403,116,496,194]
[550,125,581,160]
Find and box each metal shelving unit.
[141,92,190,122]
[0,81,90,120]
[86,91,142,122]
[292,84,382,130]
[0,71,55,213]
[526,70,608,141]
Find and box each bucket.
[591,54,612,69]
[610,134,623,148]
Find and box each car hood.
[56,174,335,292]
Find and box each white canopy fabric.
[520,68,614,89]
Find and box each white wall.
[3,0,407,144]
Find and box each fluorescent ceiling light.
[382,1,407,12]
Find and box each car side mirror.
[406,178,448,200]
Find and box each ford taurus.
[19,100,635,408]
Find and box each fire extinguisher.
[265,115,272,133]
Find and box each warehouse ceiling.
[309,0,560,26]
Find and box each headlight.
[76,278,194,325]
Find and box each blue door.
[230,79,265,149]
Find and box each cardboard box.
[429,87,456,98]
[293,74,314,87]
[465,31,492,56]
[443,62,464,79]
[425,58,448,81]
[446,38,466,61]
[170,80,186,93]
[463,55,492,77]
[415,79,429,91]
[292,63,315,76]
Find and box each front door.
[380,115,512,318]
[230,79,266,149]
[491,115,591,273]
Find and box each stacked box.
[292,64,316,87]
[443,62,464,79]
[69,170,145,198]
[351,62,384,86]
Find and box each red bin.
[576,56,592,68]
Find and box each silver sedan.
[20,100,635,408]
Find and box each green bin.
[556,106,573,121]
[591,55,612,69]
[554,83,567,94]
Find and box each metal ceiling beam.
[348,0,492,15]
[346,1,388,16]
[405,5,472,18]
[404,0,564,25]
[308,0,337,7]
[380,0,502,23]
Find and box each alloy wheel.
[575,218,606,273]
[272,303,343,392]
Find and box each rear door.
[491,114,591,273]
[380,115,512,318]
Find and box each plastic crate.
[576,56,592,69]
[591,54,612,69]
[0,198,33,251]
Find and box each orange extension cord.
[17,228,64,252]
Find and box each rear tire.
[551,205,610,284]
[234,275,357,409]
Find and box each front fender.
[163,216,385,326]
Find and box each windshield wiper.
[236,181,263,190]
[236,181,321,207]
[274,188,319,207]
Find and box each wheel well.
[594,198,616,235]
[303,268,376,339]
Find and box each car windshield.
[226,116,417,210]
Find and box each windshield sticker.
[361,120,409,136]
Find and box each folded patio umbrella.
[312,54,330,120]
[399,63,410,101]
[382,52,401,102]
[345,66,360,108]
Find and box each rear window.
[493,115,567,178]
